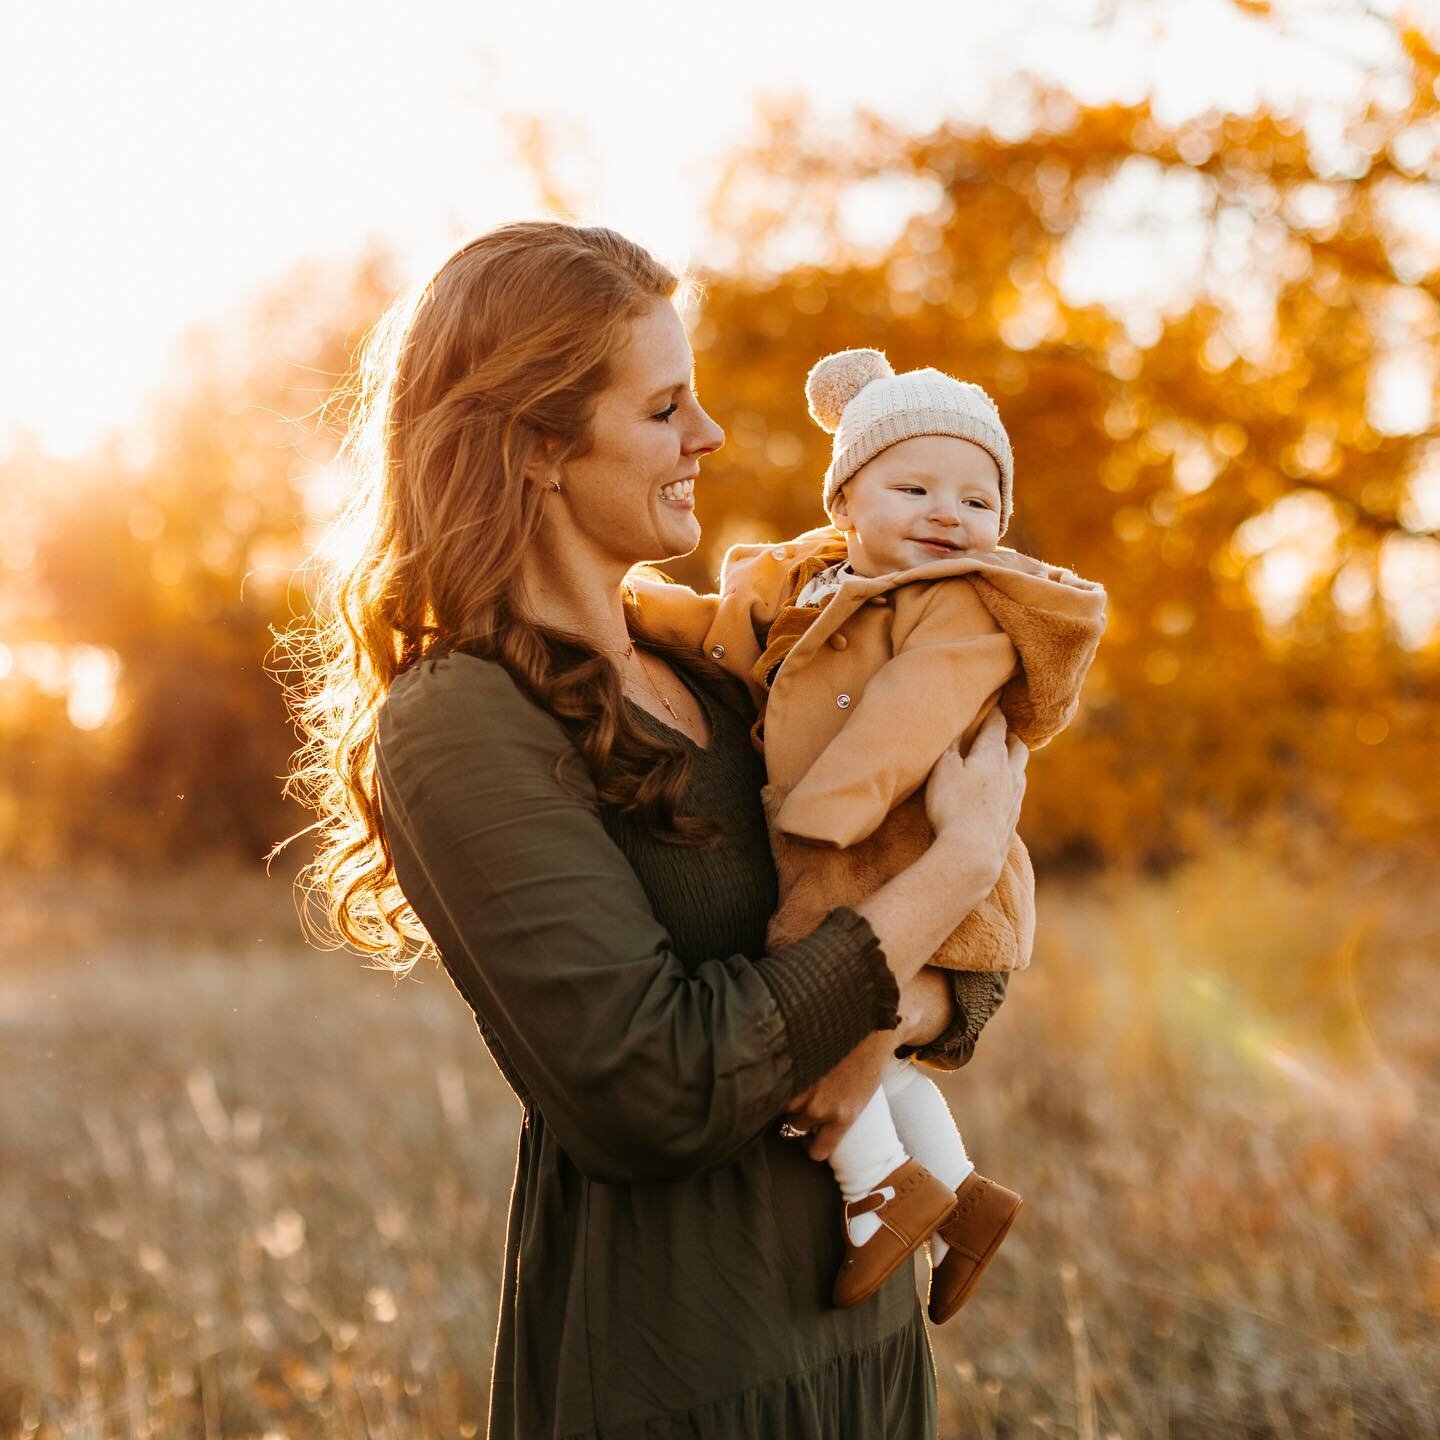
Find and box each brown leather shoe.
[833,1159,959,1309]
[927,1172,1022,1324]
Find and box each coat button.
[836,693,852,709]
[829,633,848,650]
[770,546,788,560]
[709,643,726,659]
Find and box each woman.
[280,221,1027,1438]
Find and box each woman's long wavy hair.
[272,222,725,973]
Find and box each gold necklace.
[607,639,680,722]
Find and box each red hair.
[273,222,723,970]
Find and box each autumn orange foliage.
[675,69,1440,872]
[2,42,1437,878]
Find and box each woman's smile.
[658,474,697,508]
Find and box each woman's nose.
[686,404,725,457]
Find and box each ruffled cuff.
[753,906,899,1094]
[900,969,1010,1073]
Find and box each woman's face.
[550,298,724,569]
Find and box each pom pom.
[805,348,894,433]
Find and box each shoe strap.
[843,1183,896,1222]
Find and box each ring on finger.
[778,1121,808,1140]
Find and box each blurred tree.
[671,26,1440,869]
[2,251,397,867]
[4,8,1436,875]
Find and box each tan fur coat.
[634,526,1107,972]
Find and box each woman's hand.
[782,1025,898,1162]
[781,971,954,1161]
[924,707,1028,886]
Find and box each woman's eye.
[652,402,679,423]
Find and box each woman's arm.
[376,652,900,1186]
[850,829,1000,987]
[782,711,1028,1155]
[852,710,1027,990]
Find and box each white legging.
[828,1055,973,1203]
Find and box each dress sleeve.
[375,653,899,1184]
[898,970,1010,1073]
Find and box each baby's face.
[830,435,1003,578]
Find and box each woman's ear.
[523,432,563,491]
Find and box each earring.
[547,479,561,494]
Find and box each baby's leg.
[881,1056,974,1263]
[827,1086,908,1246]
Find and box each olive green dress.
[376,650,970,1439]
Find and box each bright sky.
[0,0,1417,457]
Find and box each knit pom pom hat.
[806,348,1014,535]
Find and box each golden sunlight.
[4,3,1437,1435]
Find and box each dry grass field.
[1,851,1436,1439]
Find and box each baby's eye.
[898,485,927,495]
[965,498,991,509]
[652,402,679,423]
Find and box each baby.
[704,349,1107,1322]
